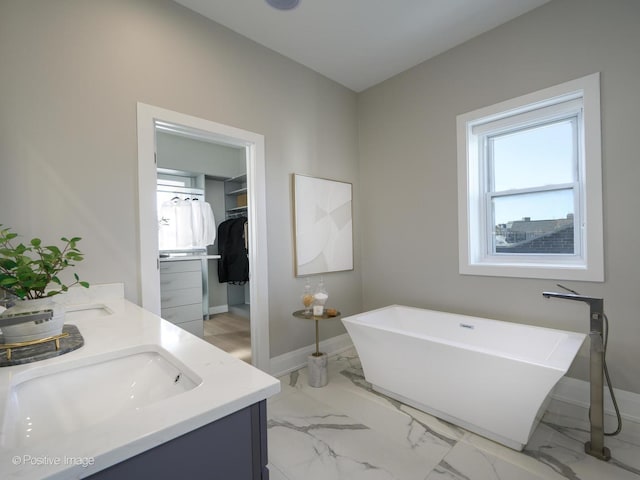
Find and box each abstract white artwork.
[293,174,353,276]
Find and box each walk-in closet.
[155,129,252,363]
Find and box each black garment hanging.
[217,217,249,284]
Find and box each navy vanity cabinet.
[87,400,270,479]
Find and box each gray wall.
[0,0,361,358]
[156,131,245,179]
[358,0,640,393]
[2,0,638,393]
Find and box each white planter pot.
[0,297,65,343]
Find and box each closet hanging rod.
[226,212,247,219]
[157,184,205,196]
[169,196,201,202]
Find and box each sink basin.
[1,349,201,448]
[65,303,114,320]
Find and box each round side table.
[292,309,340,387]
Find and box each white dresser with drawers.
[159,256,208,337]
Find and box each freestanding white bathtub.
[342,305,586,450]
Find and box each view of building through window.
[488,119,577,255]
[494,213,575,254]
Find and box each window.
[457,73,603,281]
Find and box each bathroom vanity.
[0,284,279,479]
[87,401,269,479]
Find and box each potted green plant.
[0,224,89,343]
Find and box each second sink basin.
[2,348,201,448]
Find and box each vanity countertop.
[0,284,280,479]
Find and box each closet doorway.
[137,103,270,372]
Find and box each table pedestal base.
[307,353,328,387]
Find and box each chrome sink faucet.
[542,287,611,461]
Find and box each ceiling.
[174,0,550,92]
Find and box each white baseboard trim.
[208,305,229,315]
[552,376,640,424]
[270,334,353,377]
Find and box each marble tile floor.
[267,348,640,480]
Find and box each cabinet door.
[160,270,202,291]
[160,259,204,338]
[86,401,269,480]
[161,303,202,324]
[159,259,201,274]
[160,288,202,309]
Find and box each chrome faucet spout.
[542,292,603,319]
[542,290,601,305]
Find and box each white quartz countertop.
[0,284,280,479]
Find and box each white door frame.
[136,102,270,372]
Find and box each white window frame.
[457,73,604,281]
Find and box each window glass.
[490,119,575,192]
[492,189,575,254]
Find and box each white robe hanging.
[158,197,216,250]
[190,200,216,248]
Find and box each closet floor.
[203,312,251,364]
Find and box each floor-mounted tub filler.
[342,305,586,451]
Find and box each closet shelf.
[226,206,247,213]
[227,173,247,183]
[228,187,247,196]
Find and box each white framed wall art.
[292,174,353,276]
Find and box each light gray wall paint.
[358,0,640,393]
[156,131,245,179]
[3,0,637,392]
[0,0,360,358]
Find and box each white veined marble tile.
[461,432,567,480]
[268,350,640,480]
[299,367,461,457]
[268,463,292,480]
[269,391,449,480]
[524,412,640,480]
[426,441,548,480]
